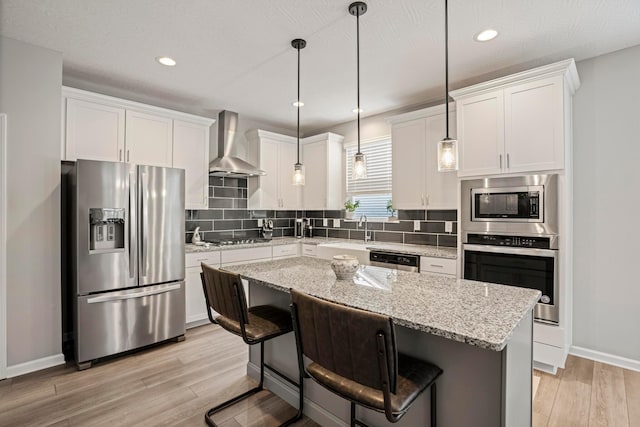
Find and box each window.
[345,137,392,218]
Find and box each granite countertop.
[186,237,457,259]
[225,257,540,351]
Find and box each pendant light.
[437,0,458,172]
[291,38,306,186]
[350,1,367,180]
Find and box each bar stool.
[200,263,303,427]
[290,289,442,426]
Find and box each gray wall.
[0,37,63,366]
[572,44,640,361]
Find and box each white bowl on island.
[330,255,360,279]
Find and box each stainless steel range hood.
[209,110,266,177]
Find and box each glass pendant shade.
[352,152,367,179]
[437,138,458,172]
[292,163,305,186]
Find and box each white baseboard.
[6,353,65,378]
[570,346,640,373]
[247,362,347,427]
[533,361,558,375]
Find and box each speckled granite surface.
[225,257,539,351]
[186,237,457,259]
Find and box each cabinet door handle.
[119,149,123,162]
[425,195,430,206]
[126,149,130,162]
[499,154,503,169]
[507,153,510,169]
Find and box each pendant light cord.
[356,9,361,154]
[444,0,450,140]
[297,43,301,164]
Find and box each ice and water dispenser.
[89,208,125,252]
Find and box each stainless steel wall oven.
[461,174,559,324]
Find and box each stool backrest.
[290,289,398,393]
[200,263,249,324]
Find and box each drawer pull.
[430,264,444,268]
[197,258,208,261]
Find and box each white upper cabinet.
[246,130,301,210]
[451,59,580,178]
[425,113,458,209]
[125,110,173,167]
[65,98,125,162]
[302,133,344,210]
[503,76,564,173]
[62,87,214,209]
[389,105,458,210]
[455,91,504,176]
[173,120,210,209]
[391,119,426,209]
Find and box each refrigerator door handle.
[128,171,136,279]
[86,283,182,304]
[140,171,149,277]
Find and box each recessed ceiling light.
[352,107,363,113]
[156,56,176,66]
[474,29,498,42]
[292,101,304,107]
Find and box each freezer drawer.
[76,282,185,364]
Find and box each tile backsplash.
[186,177,457,247]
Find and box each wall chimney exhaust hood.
[209,110,266,177]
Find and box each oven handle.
[463,244,557,258]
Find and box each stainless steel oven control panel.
[466,233,551,249]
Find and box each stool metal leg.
[204,342,266,427]
[430,382,437,427]
[204,339,304,427]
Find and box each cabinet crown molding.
[245,129,344,145]
[387,103,456,125]
[301,132,344,144]
[62,86,216,126]
[450,58,580,99]
[245,129,297,144]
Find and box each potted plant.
[387,200,398,222]
[344,199,360,220]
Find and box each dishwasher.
[369,250,420,272]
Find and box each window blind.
[345,138,393,218]
[345,138,392,195]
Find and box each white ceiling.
[2,0,640,133]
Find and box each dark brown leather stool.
[290,289,442,426]
[200,264,303,427]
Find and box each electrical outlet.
[332,219,340,228]
[414,220,421,231]
[445,221,453,233]
[323,218,328,227]
[257,219,263,227]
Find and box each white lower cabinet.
[420,256,457,276]
[302,244,317,257]
[272,244,300,259]
[185,252,221,327]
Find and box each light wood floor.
[0,324,638,426]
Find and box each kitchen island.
[225,257,540,427]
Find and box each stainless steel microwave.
[461,174,558,238]
[471,185,543,222]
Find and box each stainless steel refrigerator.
[69,159,185,369]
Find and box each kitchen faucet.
[358,214,372,243]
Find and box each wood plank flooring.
[534,355,640,427]
[0,324,637,426]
